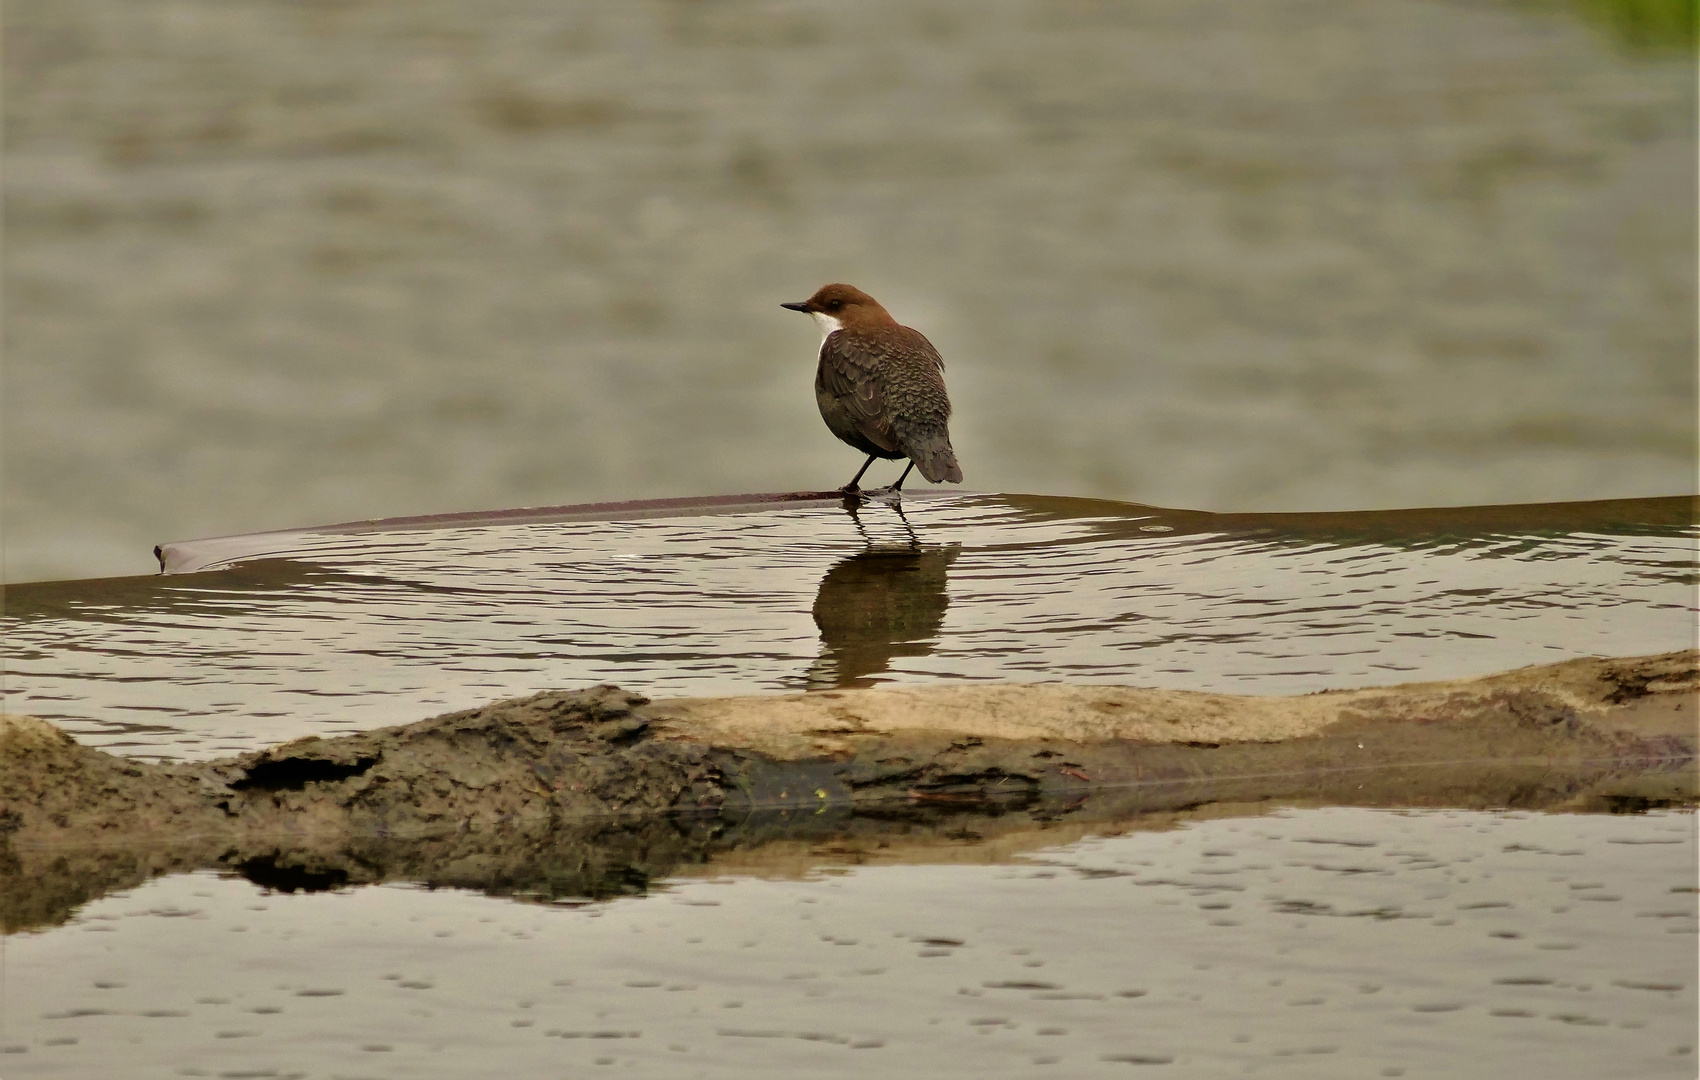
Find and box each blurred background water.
[3,0,1695,584]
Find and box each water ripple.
[2,493,1693,760]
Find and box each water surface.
[3,807,1692,1079]
[3,493,1693,762]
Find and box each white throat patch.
[809,311,844,342]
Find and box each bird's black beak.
[780,301,811,312]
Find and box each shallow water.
[2,493,1693,761]
[3,807,1693,1079]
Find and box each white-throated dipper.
[781,283,963,495]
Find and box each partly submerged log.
[2,650,1694,933]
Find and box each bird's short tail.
[911,439,963,485]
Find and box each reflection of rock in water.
[806,544,960,689]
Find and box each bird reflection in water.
[804,501,960,690]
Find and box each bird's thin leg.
[841,454,878,494]
[888,460,917,492]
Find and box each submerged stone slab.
[153,490,884,574]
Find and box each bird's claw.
[837,487,905,508]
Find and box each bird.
[780,283,963,496]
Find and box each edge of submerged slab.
[152,489,966,573]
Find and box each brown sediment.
[2,651,1694,933]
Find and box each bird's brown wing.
[817,331,900,453]
[877,328,950,424]
[879,327,961,484]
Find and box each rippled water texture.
[3,493,1693,761]
[4,808,1693,1079]
[4,0,1695,582]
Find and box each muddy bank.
[3,651,1694,933]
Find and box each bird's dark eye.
[826,299,842,310]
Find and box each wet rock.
[1,652,1693,933]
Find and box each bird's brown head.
[781,283,895,334]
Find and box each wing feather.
[817,332,899,453]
